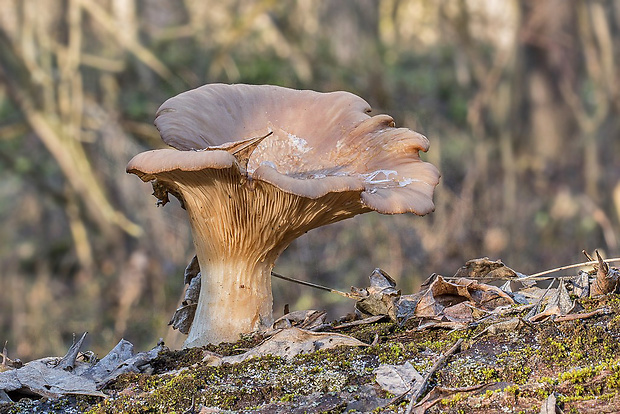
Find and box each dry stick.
[520,257,620,280]
[582,250,595,262]
[405,338,464,414]
[270,271,358,299]
[554,308,609,323]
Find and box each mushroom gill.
[127,83,440,348]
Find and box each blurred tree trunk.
[322,0,388,107]
[519,0,579,173]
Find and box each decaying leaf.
[271,309,327,331]
[333,315,387,329]
[354,269,400,321]
[0,334,166,401]
[539,392,558,414]
[414,276,515,321]
[84,339,166,388]
[528,281,574,322]
[473,317,529,339]
[396,293,423,322]
[375,361,423,396]
[571,271,590,298]
[213,327,368,365]
[349,265,526,328]
[169,259,201,334]
[416,320,470,331]
[56,332,88,371]
[0,343,19,374]
[0,357,106,400]
[517,285,551,303]
[591,251,620,296]
[183,254,201,285]
[453,257,523,280]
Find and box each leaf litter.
[0,333,165,402]
[2,252,620,413]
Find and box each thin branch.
[271,271,358,299]
[522,258,620,280]
[405,338,464,413]
[554,308,609,323]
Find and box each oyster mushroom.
[127,84,439,348]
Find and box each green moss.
[440,391,466,406]
[484,346,534,385]
[558,366,597,384]
[374,342,404,364]
[279,393,295,402]
[345,321,398,343]
[503,384,519,395]
[606,361,620,389]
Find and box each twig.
[554,308,609,322]
[444,257,620,282]
[525,278,557,322]
[271,271,358,299]
[333,315,387,329]
[405,338,464,414]
[520,257,620,280]
[582,250,595,262]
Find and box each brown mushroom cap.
[130,83,439,215]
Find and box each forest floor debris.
[2,254,620,413]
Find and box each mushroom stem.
[184,257,274,347]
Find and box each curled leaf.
[414,276,515,320]
[453,258,523,280]
[219,327,368,364]
[591,251,620,296]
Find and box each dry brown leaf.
[443,302,474,323]
[414,275,515,320]
[375,361,423,395]
[453,258,522,280]
[217,327,368,364]
[518,286,550,302]
[333,315,387,329]
[591,251,620,296]
[572,271,590,298]
[354,269,400,320]
[0,335,165,401]
[528,282,574,322]
[272,309,327,330]
[539,392,558,414]
[169,256,201,334]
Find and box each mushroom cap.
[128,83,439,215]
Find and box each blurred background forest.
[1,0,619,360]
